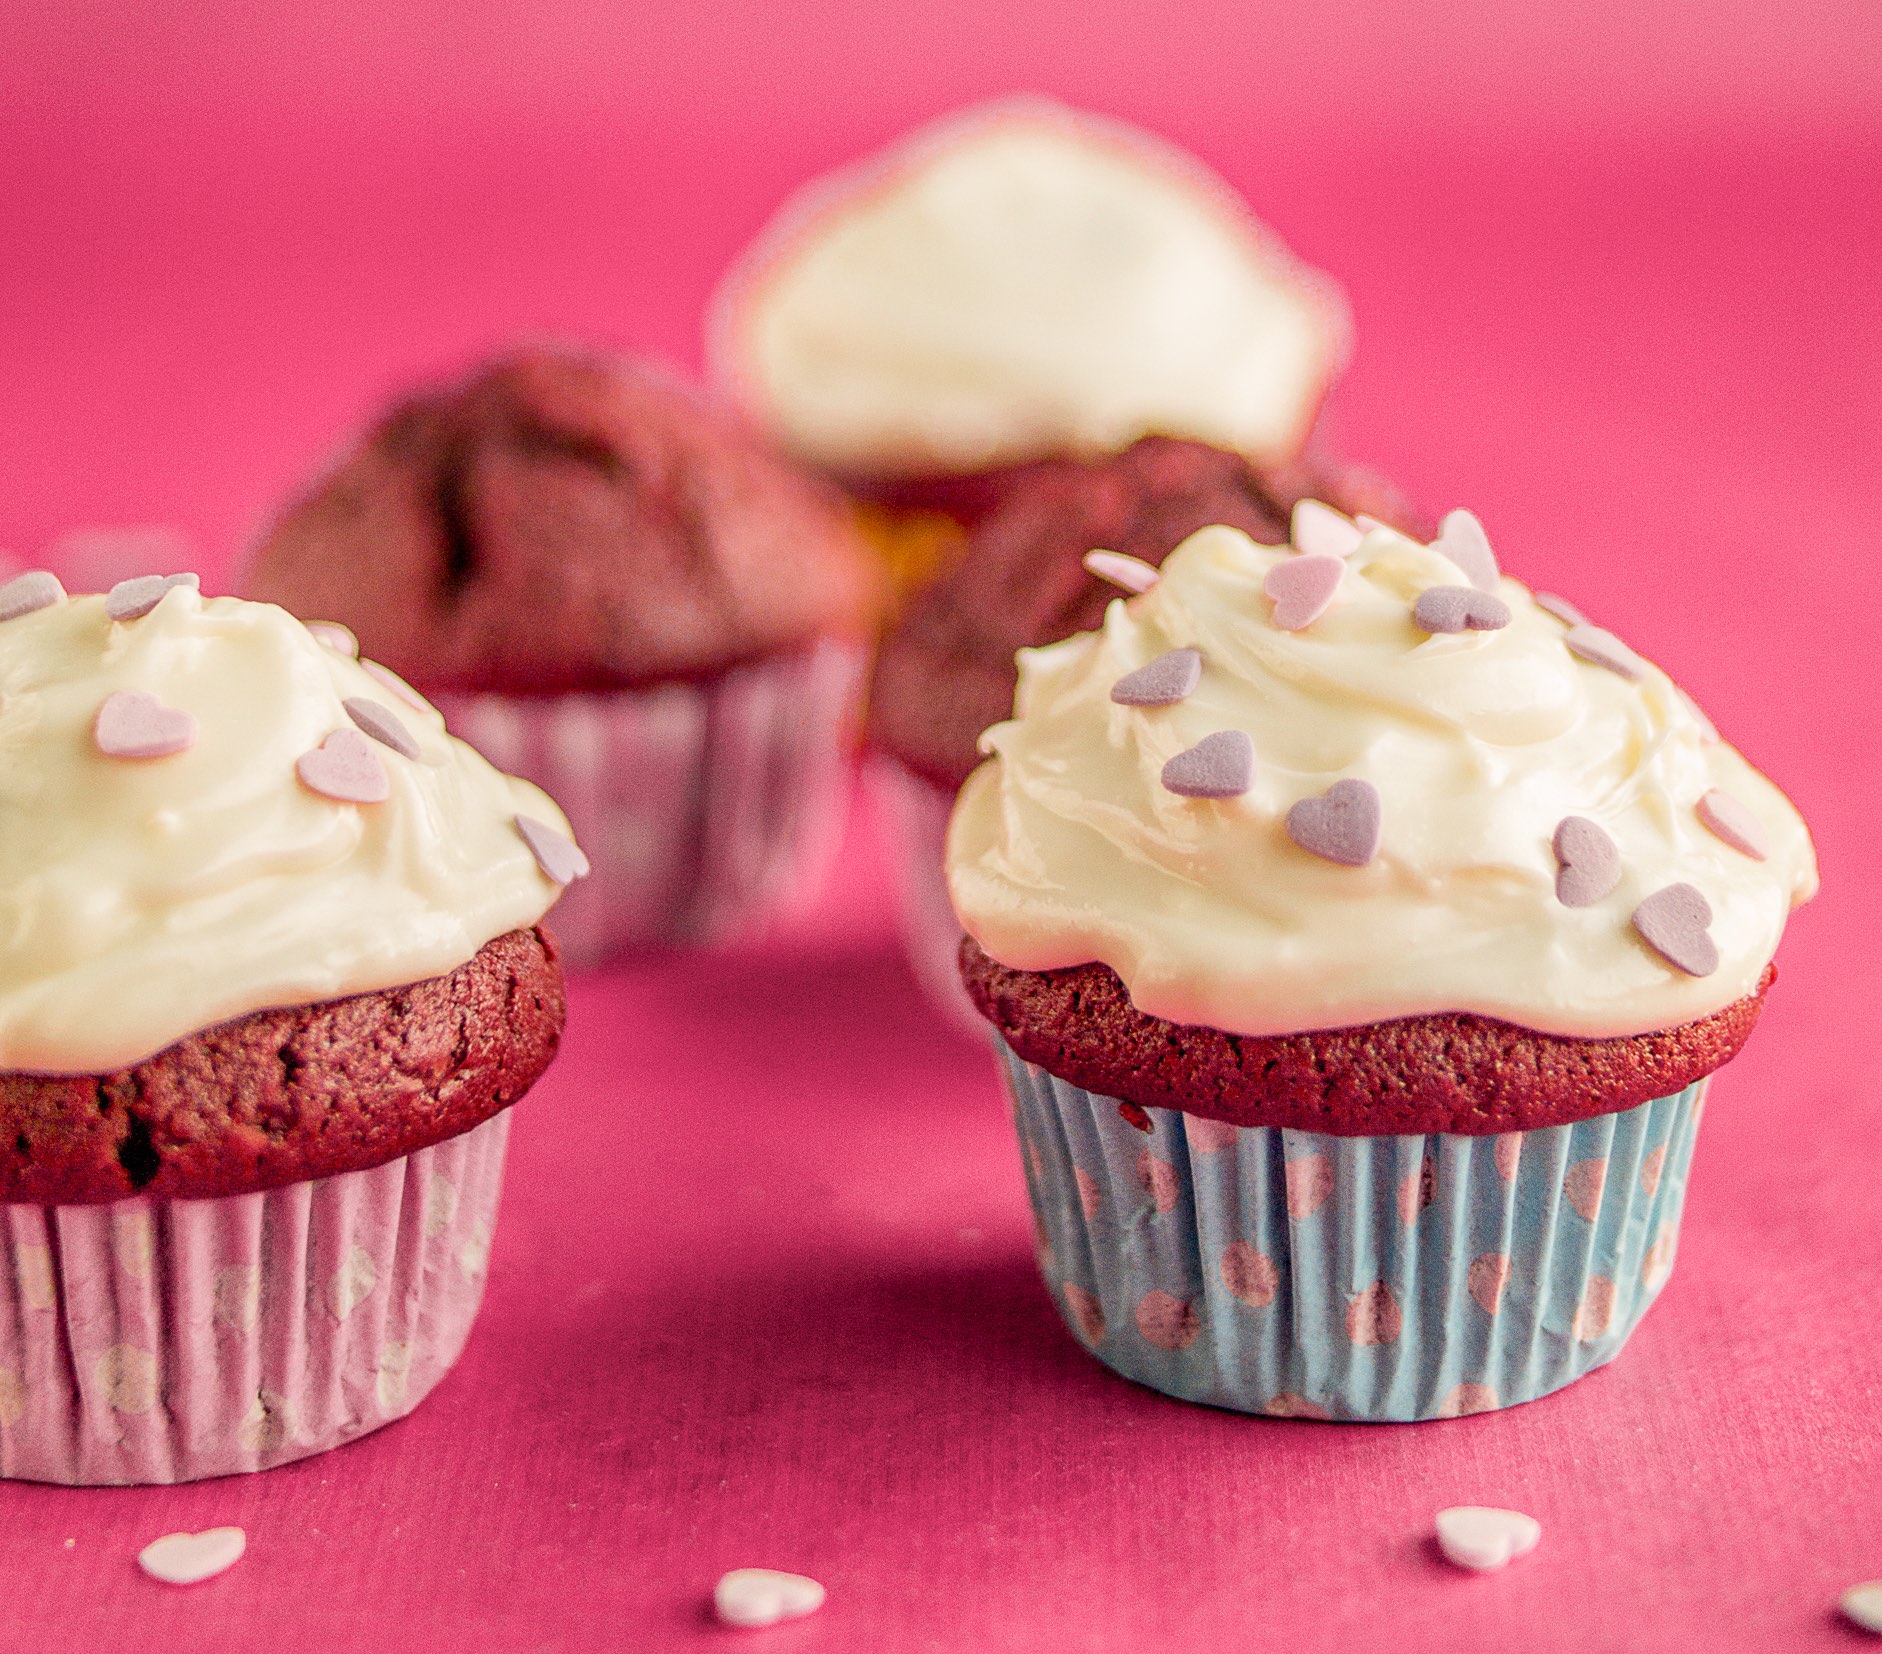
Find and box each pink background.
[2,1,1880,1647]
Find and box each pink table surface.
[4,7,1882,1647]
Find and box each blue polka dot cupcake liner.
[999,1040,1706,1422]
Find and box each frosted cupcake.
[948,518,1816,1420]
[0,570,581,1481]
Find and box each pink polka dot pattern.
[1062,1283,1107,1346]
[1564,1157,1608,1222]
[1185,1116,1240,1155]
[1574,1276,1618,1342]
[1640,1144,1667,1197]
[1397,1154,1438,1225]
[1219,1241,1279,1309]
[1262,1392,1333,1421]
[1284,1154,1334,1219]
[1345,1282,1402,1347]
[1435,1382,1500,1417]
[1135,1291,1202,1352]
[1493,1133,1523,1182]
[1135,1149,1181,1215]
[1074,1167,1103,1222]
[1467,1254,1513,1317]
[1641,1224,1678,1292]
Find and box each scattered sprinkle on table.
[713,1568,825,1628]
[1434,1507,1540,1572]
[138,1527,246,1586]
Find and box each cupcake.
[0,569,580,1481]
[947,518,1817,1420]
[243,346,883,964]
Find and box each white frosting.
[0,588,575,1074]
[716,100,1349,477]
[948,522,1817,1039]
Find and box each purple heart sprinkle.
[1535,592,1587,626]
[1290,499,1364,559]
[0,570,66,623]
[1564,624,1644,681]
[93,689,198,760]
[1160,730,1255,799]
[1696,788,1768,861]
[104,572,200,622]
[516,815,591,885]
[343,697,421,760]
[1111,648,1203,708]
[1432,510,1499,593]
[1286,778,1382,867]
[1264,554,1344,632]
[1552,816,1622,907]
[1413,585,1513,634]
[361,660,431,712]
[1083,550,1160,594]
[296,728,390,804]
[307,621,360,658]
[1632,883,1719,977]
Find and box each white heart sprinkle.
[1434,1506,1540,1572]
[306,621,359,657]
[1841,1581,1882,1634]
[138,1526,246,1585]
[713,1568,826,1628]
[1291,499,1364,559]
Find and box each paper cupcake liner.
[0,1111,510,1485]
[865,758,985,1036]
[999,1041,1706,1422]
[439,640,865,965]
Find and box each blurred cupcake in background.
[245,346,884,964]
[713,97,1409,1025]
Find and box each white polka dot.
[457,1220,492,1283]
[327,1247,379,1321]
[0,1368,25,1427]
[94,1344,158,1415]
[1345,1282,1402,1346]
[111,1210,154,1279]
[213,1265,261,1334]
[424,1173,459,1239]
[375,1342,414,1412]
[237,1389,294,1455]
[15,1242,55,1311]
[1219,1240,1278,1308]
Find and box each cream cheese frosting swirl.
[948,522,1817,1039]
[0,584,579,1074]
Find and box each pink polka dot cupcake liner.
[1000,1041,1706,1422]
[438,640,865,966]
[864,758,985,1036]
[0,1110,510,1484]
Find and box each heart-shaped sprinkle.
[1552,816,1622,907]
[1565,624,1644,680]
[713,1569,826,1629]
[516,815,591,884]
[1413,585,1512,634]
[0,570,65,622]
[343,697,420,760]
[1696,788,1768,860]
[1431,510,1499,593]
[306,621,359,657]
[1083,549,1160,594]
[361,660,430,711]
[1290,499,1364,559]
[105,572,200,622]
[1841,1581,1882,1634]
[1111,648,1202,707]
[138,1526,246,1586]
[1264,554,1344,631]
[94,690,198,760]
[1535,591,1586,626]
[1160,730,1255,799]
[1287,779,1381,867]
[1352,513,1395,536]
[1434,1507,1540,1573]
[1632,883,1719,976]
[297,728,390,804]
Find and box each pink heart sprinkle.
[1263,554,1344,632]
[1535,592,1587,626]
[104,572,199,622]
[296,728,390,804]
[1552,816,1622,907]
[1413,585,1512,634]
[1287,778,1382,867]
[1160,730,1255,799]
[306,621,360,657]
[1432,510,1499,593]
[1565,625,1644,680]
[343,697,420,760]
[1290,499,1364,559]
[361,660,430,711]
[516,815,591,885]
[94,689,198,760]
[1632,883,1719,977]
[1696,788,1768,860]
[1083,550,1160,594]
[1352,513,1394,536]
[0,570,65,623]
[1110,648,1202,707]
